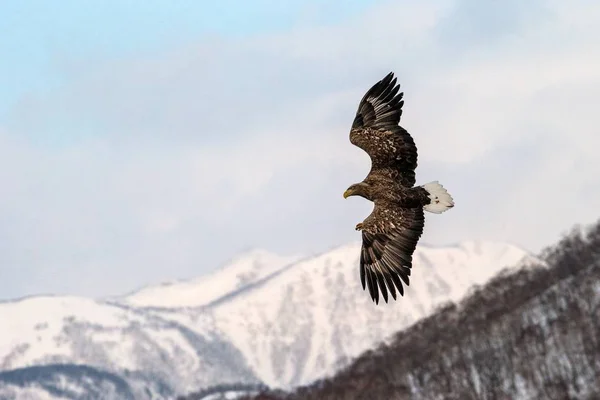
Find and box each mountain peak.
[0,238,539,399]
[122,248,301,308]
[210,239,535,388]
[216,248,299,272]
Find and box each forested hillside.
[237,219,600,400]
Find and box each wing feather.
[359,206,424,304]
[349,72,418,187]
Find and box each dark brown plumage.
[344,72,455,304]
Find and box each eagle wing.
[349,72,418,188]
[359,203,425,304]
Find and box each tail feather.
[422,181,454,214]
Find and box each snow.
[210,240,537,388]
[123,249,301,308]
[0,296,139,368]
[0,386,69,400]
[0,295,250,396]
[0,239,539,398]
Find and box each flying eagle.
[343,72,454,304]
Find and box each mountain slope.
[0,240,537,399]
[0,296,260,398]
[209,240,537,388]
[0,364,136,400]
[123,249,301,308]
[239,220,600,400]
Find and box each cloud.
[1,0,599,299]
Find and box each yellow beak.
[343,189,352,199]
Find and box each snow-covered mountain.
[123,249,301,308]
[0,364,139,400]
[209,240,539,388]
[0,241,539,399]
[0,295,260,399]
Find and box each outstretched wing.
[359,204,424,304]
[349,72,418,188]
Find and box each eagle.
[343,72,454,304]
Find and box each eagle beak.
[343,189,352,199]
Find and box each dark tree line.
[232,218,600,400]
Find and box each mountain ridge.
[237,220,600,400]
[208,239,537,388]
[0,239,537,399]
[122,248,302,309]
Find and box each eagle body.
[350,126,417,188]
[344,72,455,304]
[361,172,431,208]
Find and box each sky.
[1,0,599,300]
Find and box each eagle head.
[343,182,372,200]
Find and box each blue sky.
[1,0,376,119]
[1,0,599,300]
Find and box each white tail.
[422,181,454,214]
